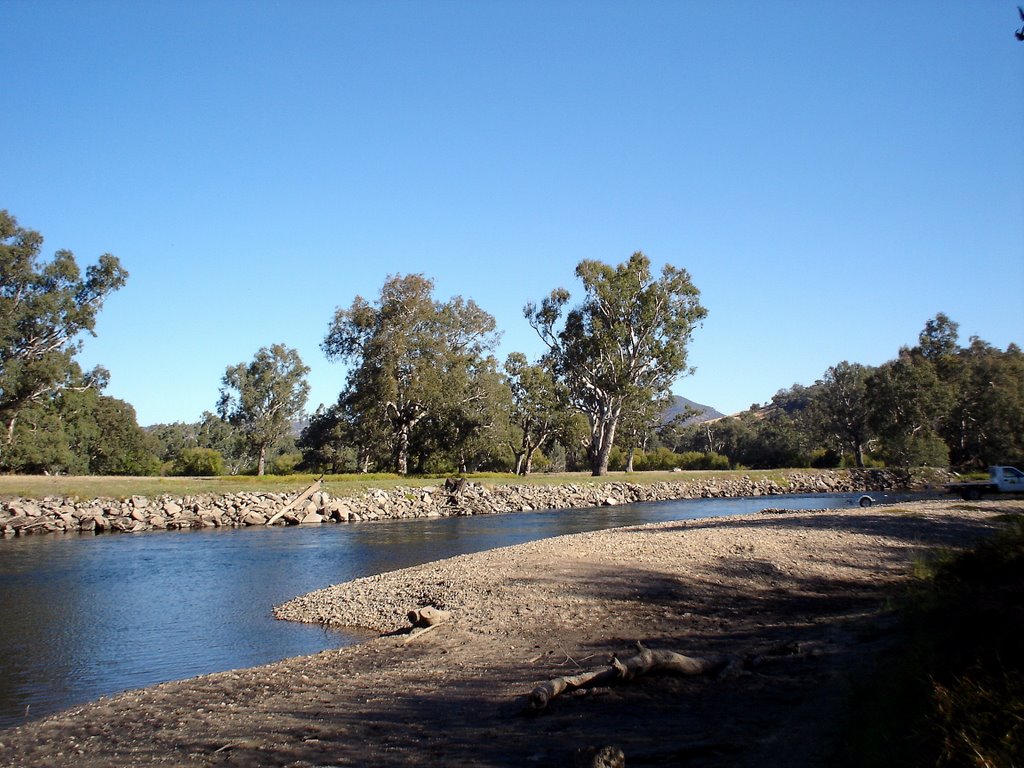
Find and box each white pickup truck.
[945,466,1024,500]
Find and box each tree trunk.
[590,413,619,476]
[394,425,410,475]
[513,450,526,475]
[257,444,267,476]
[625,446,635,473]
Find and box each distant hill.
[662,395,724,425]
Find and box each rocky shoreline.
[0,468,947,538]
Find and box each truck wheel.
[858,495,873,508]
[966,488,982,501]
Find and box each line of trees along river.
[3,209,1021,478]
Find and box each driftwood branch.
[528,642,738,712]
[408,606,451,627]
[401,606,451,643]
[265,477,323,526]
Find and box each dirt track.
[0,499,1017,768]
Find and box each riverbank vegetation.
[2,210,1021,480]
[841,512,1024,766]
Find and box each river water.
[0,491,912,728]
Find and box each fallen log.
[400,606,452,643]
[265,476,323,526]
[408,606,451,627]
[528,642,738,712]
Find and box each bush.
[173,447,225,476]
[268,451,302,475]
[676,451,730,470]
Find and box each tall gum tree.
[217,344,310,476]
[525,252,707,476]
[0,210,127,460]
[322,274,499,475]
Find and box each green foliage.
[321,274,501,475]
[677,314,1022,471]
[810,361,875,468]
[676,450,730,470]
[610,446,729,471]
[1,210,128,472]
[504,352,574,475]
[3,401,75,473]
[297,404,359,474]
[809,448,842,468]
[173,447,225,476]
[526,252,706,476]
[942,338,1024,469]
[1,383,159,475]
[217,344,310,476]
[73,392,161,475]
[267,451,302,475]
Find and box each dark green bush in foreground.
[842,515,1024,766]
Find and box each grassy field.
[0,468,814,501]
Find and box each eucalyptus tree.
[298,403,358,474]
[196,411,248,475]
[867,349,951,467]
[943,338,1024,468]
[0,210,127,462]
[525,252,706,476]
[918,312,960,363]
[617,388,673,473]
[217,344,310,476]
[504,352,572,475]
[5,382,159,475]
[322,274,500,475]
[410,358,511,474]
[809,361,875,467]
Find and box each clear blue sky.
[3,0,1022,426]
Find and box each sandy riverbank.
[0,498,1018,768]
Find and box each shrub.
[268,451,302,475]
[676,451,730,470]
[173,447,225,476]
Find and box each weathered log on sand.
[528,642,738,712]
[408,606,451,627]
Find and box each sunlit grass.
[0,467,832,500]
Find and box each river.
[0,491,913,729]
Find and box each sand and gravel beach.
[0,498,1018,768]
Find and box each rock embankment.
[0,468,941,538]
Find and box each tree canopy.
[1,210,131,472]
[525,252,707,475]
[320,274,501,475]
[3,208,1020,478]
[217,344,310,476]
